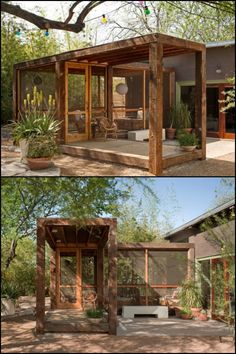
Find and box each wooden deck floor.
[61,139,202,170]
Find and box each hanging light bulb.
[45,29,49,37]
[144,5,151,15]
[16,28,21,36]
[101,14,107,24]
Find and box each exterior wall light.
[216,65,222,74]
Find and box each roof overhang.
[14,32,205,70]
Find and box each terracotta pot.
[182,128,193,134]
[191,307,202,318]
[175,306,182,318]
[181,145,197,152]
[27,157,53,170]
[166,128,176,140]
[180,313,192,320]
[198,313,208,321]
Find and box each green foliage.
[27,135,59,158]
[219,76,235,112]
[169,102,192,129]
[178,131,199,146]
[179,279,203,308]
[1,14,60,125]
[86,308,104,318]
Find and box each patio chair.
[82,290,97,311]
[98,118,118,139]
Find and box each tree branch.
[1,1,106,33]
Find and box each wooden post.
[55,61,66,144]
[107,221,117,335]
[145,249,148,305]
[143,70,146,129]
[187,247,195,280]
[13,67,18,122]
[149,43,163,175]
[195,50,206,160]
[107,66,113,122]
[36,221,46,334]
[50,250,56,310]
[97,247,104,307]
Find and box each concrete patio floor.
[117,317,231,337]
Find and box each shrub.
[86,308,104,318]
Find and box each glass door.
[223,87,235,139]
[65,63,89,143]
[57,250,81,309]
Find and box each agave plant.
[12,86,60,144]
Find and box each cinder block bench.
[122,306,168,319]
[128,129,166,141]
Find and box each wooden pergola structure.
[36,217,195,335]
[14,32,206,175]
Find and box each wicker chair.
[82,290,97,310]
[98,118,118,139]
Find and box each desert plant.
[12,86,60,144]
[178,102,192,129]
[86,308,104,318]
[179,279,203,308]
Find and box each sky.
[116,177,235,233]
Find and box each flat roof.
[164,199,235,239]
[206,39,235,48]
[14,32,205,69]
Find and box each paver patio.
[1,315,234,353]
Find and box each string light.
[101,14,107,24]
[15,28,21,36]
[144,5,151,15]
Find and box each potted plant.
[179,279,203,318]
[178,131,199,152]
[27,135,59,170]
[12,86,60,165]
[1,284,19,316]
[198,309,208,321]
[177,102,192,133]
[180,307,193,320]
[166,105,178,140]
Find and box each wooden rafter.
[46,226,56,248]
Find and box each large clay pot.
[1,298,15,316]
[166,128,176,140]
[27,157,53,170]
[19,139,29,163]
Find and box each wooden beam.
[55,61,66,144]
[187,247,195,280]
[87,226,94,244]
[195,50,206,160]
[13,67,18,122]
[108,221,117,335]
[149,42,163,175]
[50,250,56,310]
[61,227,67,245]
[143,70,146,129]
[38,217,117,227]
[46,227,56,249]
[97,247,104,307]
[14,33,204,70]
[118,242,194,250]
[36,221,46,334]
[107,66,113,121]
[145,249,148,306]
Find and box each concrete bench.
[122,306,168,319]
[128,129,166,141]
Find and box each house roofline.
[164,199,235,239]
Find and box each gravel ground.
[1,315,234,353]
